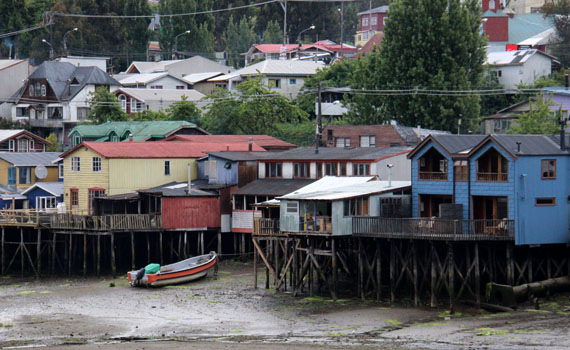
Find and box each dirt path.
[1,260,569,349]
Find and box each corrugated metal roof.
[207,151,267,161]
[117,72,170,85]
[492,134,567,156]
[508,13,554,44]
[69,121,198,139]
[21,182,63,197]
[233,179,315,196]
[182,72,224,84]
[139,182,218,197]
[166,135,296,149]
[0,130,25,142]
[358,5,389,15]
[116,88,205,102]
[125,60,183,74]
[210,60,324,81]
[486,50,549,66]
[60,141,265,159]
[0,59,26,71]
[258,146,410,161]
[431,135,486,154]
[0,152,61,166]
[278,177,411,201]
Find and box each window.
[176,85,185,90]
[325,162,337,176]
[327,129,333,141]
[362,17,369,26]
[316,163,323,178]
[371,16,377,25]
[17,139,29,152]
[71,157,80,172]
[41,84,46,97]
[58,162,63,179]
[268,79,281,88]
[29,84,35,96]
[363,32,369,40]
[209,160,217,179]
[286,201,299,214]
[150,85,163,89]
[76,107,89,120]
[92,157,102,172]
[19,167,32,184]
[88,189,106,214]
[498,70,502,77]
[119,95,127,112]
[48,107,63,119]
[536,198,556,206]
[340,163,347,176]
[294,163,310,178]
[110,134,119,142]
[73,135,81,146]
[164,160,171,176]
[360,135,376,147]
[344,197,369,216]
[36,197,57,211]
[454,160,468,182]
[353,163,370,176]
[289,78,297,85]
[130,98,136,113]
[70,189,79,209]
[15,108,27,118]
[7,167,16,185]
[541,159,556,179]
[265,163,282,178]
[336,137,350,148]
[8,139,14,152]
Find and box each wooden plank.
[252,238,277,281]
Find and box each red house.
[0,129,51,152]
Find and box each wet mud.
[1,260,569,349]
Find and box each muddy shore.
[1,260,569,349]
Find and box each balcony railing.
[300,216,332,234]
[49,214,162,231]
[353,217,514,240]
[253,218,280,235]
[419,171,448,181]
[477,172,508,182]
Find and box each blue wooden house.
[408,134,569,245]
[196,151,263,187]
[21,182,64,211]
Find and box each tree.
[131,110,169,121]
[349,0,486,131]
[45,133,61,152]
[224,15,257,67]
[262,20,281,44]
[542,0,570,67]
[478,67,515,118]
[508,94,560,134]
[87,87,128,124]
[167,96,201,124]
[201,77,308,135]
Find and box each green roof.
[68,121,198,141]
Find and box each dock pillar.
[448,242,455,313]
[1,227,5,275]
[97,234,101,277]
[159,231,164,266]
[37,229,41,277]
[253,238,258,289]
[130,231,135,270]
[110,232,116,278]
[83,232,88,276]
[376,239,381,301]
[68,233,73,275]
[217,230,222,257]
[51,232,56,275]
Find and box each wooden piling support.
[390,240,395,303]
[217,231,222,256]
[448,242,455,313]
[37,229,41,277]
[358,238,363,299]
[130,231,135,270]
[506,243,514,286]
[253,238,258,289]
[68,233,72,276]
[51,232,56,275]
[97,234,101,277]
[159,231,164,266]
[240,233,245,257]
[147,232,151,263]
[430,243,437,307]
[200,232,204,255]
[1,228,4,275]
[412,241,418,306]
[110,232,116,278]
[474,242,481,307]
[21,228,24,277]
[376,239,381,301]
[184,232,188,258]
[83,233,87,276]
[332,238,337,300]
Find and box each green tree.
[262,20,281,44]
[131,110,169,121]
[349,0,486,131]
[479,67,514,118]
[123,0,152,64]
[202,77,308,135]
[224,15,257,67]
[508,95,560,134]
[167,95,201,124]
[87,87,128,124]
[542,0,570,67]
[45,132,61,152]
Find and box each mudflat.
[1,260,569,349]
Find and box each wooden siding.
[0,159,59,188]
[162,197,220,230]
[108,158,197,195]
[63,147,110,214]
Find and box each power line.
[0,24,47,39]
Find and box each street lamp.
[297,25,315,58]
[63,27,79,56]
[173,30,191,60]
[338,4,344,58]
[42,39,54,60]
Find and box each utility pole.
[315,81,322,154]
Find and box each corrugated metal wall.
[162,196,220,230]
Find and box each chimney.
[187,163,192,194]
[516,141,521,153]
[248,137,253,152]
[129,133,133,142]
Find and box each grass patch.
[231,330,244,334]
[164,285,197,289]
[524,309,550,313]
[417,322,450,328]
[39,291,52,294]
[6,284,21,288]
[386,319,402,326]
[17,290,35,295]
[210,286,223,290]
[186,295,201,299]
[477,328,509,336]
[438,310,464,318]
[218,271,231,275]
[327,332,346,336]
[514,329,545,334]
[58,284,70,288]
[207,300,221,304]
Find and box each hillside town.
[1,0,570,349]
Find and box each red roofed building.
[164,135,296,152]
[60,141,266,213]
[243,41,357,65]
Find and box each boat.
[127,251,218,287]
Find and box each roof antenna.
[516,141,521,153]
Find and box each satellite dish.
[35,165,48,180]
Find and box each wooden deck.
[352,217,515,241]
[49,214,162,231]
[0,210,46,228]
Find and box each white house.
[113,88,205,114]
[116,72,190,90]
[486,49,555,90]
[124,55,234,78]
[0,59,33,119]
[208,60,325,99]
[9,61,120,143]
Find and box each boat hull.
[127,252,217,287]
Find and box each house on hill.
[165,134,296,152]
[485,50,556,90]
[0,59,32,119]
[67,121,208,147]
[115,72,190,90]
[354,5,389,48]
[0,129,52,152]
[124,56,234,78]
[112,88,205,114]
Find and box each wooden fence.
[0,209,45,227]
[353,217,514,240]
[253,218,280,235]
[49,214,162,231]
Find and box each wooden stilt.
[376,239,381,301]
[21,228,24,277]
[274,236,280,288]
[179,233,183,258]
[358,238,364,300]
[448,243,455,313]
[253,237,258,289]
[474,242,480,307]
[130,231,135,270]
[1,227,5,275]
[309,239,314,297]
[233,234,237,256]
[528,248,533,283]
[184,232,188,258]
[68,233,73,276]
[159,231,164,266]
[83,233,87,276]
[51,232,56,275]
[332,238,337,301]
[200,232,204,255]
[97,234,101,277]
[292,239,297,289]
[506,243,514,286]
[217,231,222,256]
[412,241,418,306]
[390,240,395,303]
[430,243,437,307]
[265,240,270,289]
[36,229,41,277]
[147,233,151,263]
[241,233,245,257]
[110,232,116,278]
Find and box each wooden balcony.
[253,216,332,236]
[0,210,47,228]
[353,217,514,241]
[253,218,281,236]
[49,214,162,231]
[418,171,448,181]
[477,172,508,182]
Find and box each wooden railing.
[0,209,46,227]
[300,216,332,234]
[253,218,280,235]
[419,171,448,181]
[353,217,514,240]
[49,214,162,231]
[477,172,508,182]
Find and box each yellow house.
[0,152,61,190]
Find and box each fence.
[49,214,162,231]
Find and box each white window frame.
[36,196,57,211]
[130,98,136,113]
[286,201,299,214]
[119,94,127,112]
[92,157,102,172]
[8,139,14,152]
[362,17,369,26]
[71,156,81,172]
[371,16,377,25]
[165,160,171,176]
[73,135,81,146]
[360,135,376,148]
[41,84,46,97]
[58,162,64,179]
[17,138,29,152]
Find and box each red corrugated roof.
[164,135,296,149]
[359,33,385,55]
[252,44,304,53]
[252,43,357,54]
[60,141,266,159]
